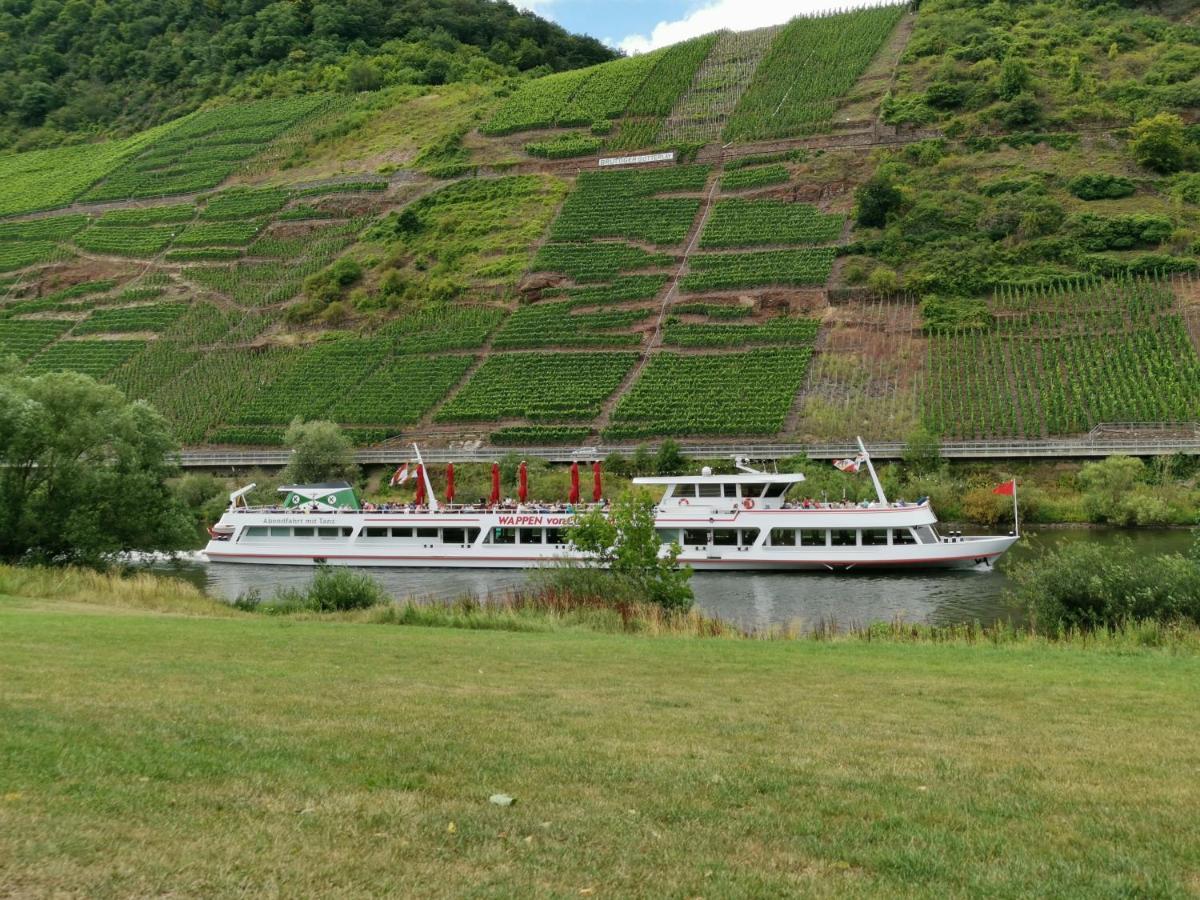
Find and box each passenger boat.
[204,442,1018,571]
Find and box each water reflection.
[155,528,1193,632]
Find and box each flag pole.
[1013,479,1019,537]
[856,436,888,506]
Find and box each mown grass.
[1,570,1200,897]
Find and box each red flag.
[592,461,602,503]
[445,462,455,504]
[414,464,426,505]
[518,461,528,503]
[569,461,580,504]
[993,479,1016,496]
[389,463,410,487]
[489,462,500,505]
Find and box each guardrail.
[177,436,1200,468]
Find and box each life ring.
[742,498,755,510]
[679,498,690,505]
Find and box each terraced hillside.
[0,0,1197,449]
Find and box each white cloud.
[516,0,558,17]
[619,0,898,54]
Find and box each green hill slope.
[0,0,1198,449]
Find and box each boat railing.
[226,502,612,515]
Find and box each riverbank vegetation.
[3,574,1199,896]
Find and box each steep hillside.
[0,0,613,151]
[0,0,1198,450]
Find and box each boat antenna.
[412,442,440,512]
[856,436,888,506]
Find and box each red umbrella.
[489,462,500,505]
[592,461,602,503]
[414,464,426,505]
[445,462,455,504]
[518,461,528,503]
[569,461,580,504]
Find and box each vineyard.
[924,278,1200,439]
[680,249,836,291]
[700,200,844,247]
[607,349,815,438]
[723,5,905,141]
[435,353,637,423]
[662,317,820,347]
[83,97,330,202]
[549,166,709,244]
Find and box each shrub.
[855,174,903,228]
[1130,113,1193,174]
[259,566,388,613]
[919,294,992,332]
[1067,174,1137,200]
[1010,541,1200,631]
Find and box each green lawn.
[2,596,1199,897]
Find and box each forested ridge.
[0,0,614,150]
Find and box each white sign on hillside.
[597,151,676,167]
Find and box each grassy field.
[2,585,1200,897]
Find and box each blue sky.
[519,0,895,53]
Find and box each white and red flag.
[389,463,411,487]
[832,454,866,474]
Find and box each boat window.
[243,526,268,538]
[699,483,721,498]
[712,529,738,546]
[769,528,796,547]
[391,527,413,538]
[764,483,789,498]
[317,527,341,538]
[683,529,707,546]
[862,529,890,546]
[416,527,439,539]
[913,526,936,545]
[740,483,766,499]
[674,484,696,498]
[723,484,738,498]
[342,527,353,537]
[739,529,760,547]
[364,527,389,538]
[892,528,917,546]
[443,528,467,544]
[492,527,516,545]
[293,527,314,537]
[830,529,858,547]
[545,528,565,546]
[656,529,680,545]
[270,526,291,537]
[519,528,544,544]
[800,529,827,547]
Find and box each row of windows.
[671,482,790,500]
[656,528,921,548]
[242,525,924,548]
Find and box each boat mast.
[856,437,888,506]
[412,443,440,511]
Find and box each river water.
[158,528,1193,632]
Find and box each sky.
[518,0,898,54]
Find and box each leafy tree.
[654,439,688,476]
[998,58,1030,101]
[281,419,359,484]
[1130,113,1193,174]
[0,368,192,565]
[566,491,693,611]
[901,426,943,475]
[855,174,903,228]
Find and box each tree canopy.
[0,0,615,149]
[0,366,193,564]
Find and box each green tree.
[654,439,688,476]
[855,174,903,228]
[1130,113,1192,174]
[0,368,192,564]
[998,58,1030,101]
[281,419,359,484]
[566,491,693,611]
[902,426,943,475]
